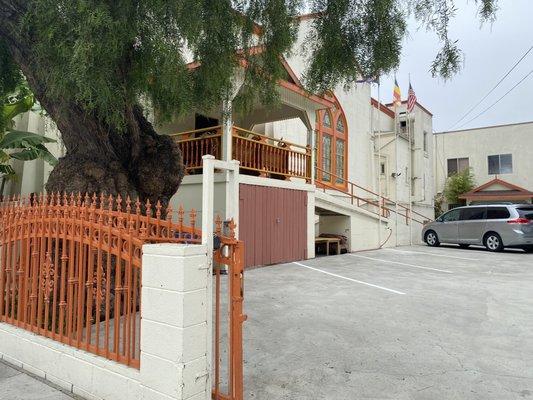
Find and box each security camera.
[391,172,402,178]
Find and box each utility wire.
[448,45,533,130]
[456,68,533,129]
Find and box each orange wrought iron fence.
[213,217,246,400]
[0,193,245,400]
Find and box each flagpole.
[377,81,382,248]
[394,96,399,248]
[408,76,413,246]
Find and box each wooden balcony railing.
[232,127,311,181]
[170,125,312,181]
[170,126,222,173]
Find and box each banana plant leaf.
[0,130,56,149]
[10,145,57,165]
[0,164,16,176]
[1,95,35,122]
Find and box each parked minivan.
[422,204,533,252]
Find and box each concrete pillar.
[309,128,316,184]
[140,243,210,400]
[221,99,233,162]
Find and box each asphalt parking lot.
[243,245,533,400]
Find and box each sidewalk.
[0,360,78,400]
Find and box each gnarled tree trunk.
[0,1,184,207]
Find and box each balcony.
[170,125,312,181]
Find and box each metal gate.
[213,218,246,400]
[0,194,245,400]
[239,184,307,268]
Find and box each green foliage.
[0,84,57,184]
[304,0,407,91]
[1,0,499,133]
[433,192,445,217]
[0,41,30,132]
[444,168,476,205]
[19,0,302,130]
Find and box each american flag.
[407,83,417,113]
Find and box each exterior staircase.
[314,166,432,226]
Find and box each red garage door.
[239,184,307,268]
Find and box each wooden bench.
[315,237,341,256]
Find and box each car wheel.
[459,244,470,249]
[425,230,440,247]
[484,233,503,252]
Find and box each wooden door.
[239,184,307,268]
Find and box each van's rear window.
[517,208,533,220]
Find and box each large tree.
[0,0,497,204]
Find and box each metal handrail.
[315,166,432,225]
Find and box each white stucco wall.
[434,121,533,195]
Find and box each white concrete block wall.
[0,243,211,400]
[140,243,210,400]
[0,323,141,400]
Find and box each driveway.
[243,245,533,400]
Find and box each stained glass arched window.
[316,96,348,188]
[336,117,345,133]
[323,111,332,128]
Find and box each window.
[486,207,510,219]
[399,119,407,134]
[316,98,348,188]
[322,135,332,181]
[517,207,533,220]
[488,154,512,174]
[460,207,486,221]
[447,157,469,176]
[423,131,428,153]
[380,162,386,175]
[442,209,460,222]
[322,112,332,128]
[336,118,345,133]
[335,139,345,183]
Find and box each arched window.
[336,118,345,133]
[316,96,348,189]
[323,111,332,128]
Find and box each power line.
[448,45,533,130]
[455,68,533,130]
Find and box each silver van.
[422,204,533,252]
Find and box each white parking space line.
[292,262,406,295]
[383,248,479,261]
[349,254,454,274]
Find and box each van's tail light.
[507,218,531,224]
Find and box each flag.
[407,82,417,113]
[393,78,401,106]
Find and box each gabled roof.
[186,47,334,109]
[459,178,533,201]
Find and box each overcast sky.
[372,0,533,133]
